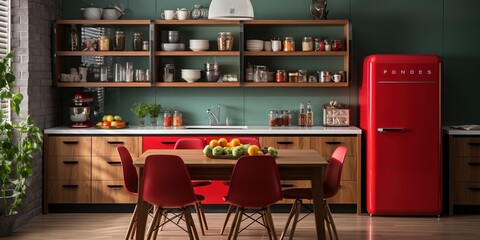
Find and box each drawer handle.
[325,141,342,145]
[161,141,176,145]
[63,161,79,165]
[107,185,124,189]
[62,141,79,144]
[276,141,293,145]
[107,141,125,145]
[468,162,480,166]
[62,185,78,189]
[107,161,122,165]
[468,187,480,191]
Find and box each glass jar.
[163,64,175,82]
[324,39,332,52]
[163,111,172,127]
[302,37,313,51]
[298,69,307,83]
[142,41,149,51]
[288,72,298,82]
[283,37,295,51]
[217,32,234,51]
[114,31,125,51]
[268,110,278,126]
[132,32,142,51]
[282,110,292,126]
[69,24,79,51]
[173,111,182,126]
[99,35,110,51]
[276,70,286,82]
[332,39,343,51]
[314,37,321,51]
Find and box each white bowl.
[189,39,209,51]
[181,69,201,82]
[161,43,185,51]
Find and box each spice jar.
[288,72,298,82]
[302,37,313,51]
[98,35,110,51]
[317,39,326,51]
[324,39,332,52]
[173,111,182,126]
[298,69,307,83]
[314,37,321,51]
[69,24,79,51]
[132,32,142,51]
[217,32,234,51]
[332,39,342,51]
[163,111,172,127]
[283,37,295,51]
[142,41,149,51]
[114,31,125,51]
[268,110,278,126]
[282,110,292,126]
[276,70,286,82]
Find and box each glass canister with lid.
[173,111,182,126]
[283,37,295,51]
[163,64,175,82]
[217,32,234,51]
[163,111,172,127]
[132,32,142,51]
[114,31,125,51]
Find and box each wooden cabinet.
[44,135,141,211]
[53,19,350,88]
[449,135,480,215]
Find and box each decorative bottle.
[298,103,306,127]
[306,101,314,127]
[69,24,79,51]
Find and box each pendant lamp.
[208,0,254,20]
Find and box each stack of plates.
[246,39,264,51]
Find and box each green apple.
[114,115,122,121]
[267,147,278,157]
[102,115,107,121]
[212,146,224,156]
[203,145,213,156]
[232,146,243,157]
[224,147,233,155]
[241,144,250,156]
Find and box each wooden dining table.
[133,149,328,240]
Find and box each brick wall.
[10,0,62,229]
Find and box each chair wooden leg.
[147,207,161,240]
[126,204,137,240]
[227,207,241,240]
[194,202,205,235]
[324,200,339,240]
[265,206,278,240]
[152,210,164,240]
[184,207,195,240]
[185,207,200,240]
[280,201,299,240]
[232,209,244,240]
[262,210,273,240]
[198,201,208,230]
[220,204,235,235]
[289,199,302,240]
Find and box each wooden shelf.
[243,82,349,88]
[155,51,240,56]
[56,19,151,25]
[56,51,150,57]
[56,82,151,88]
[154,20,240,26]
[243,51,347,57]
[243,19,349,26]
[155,82,240,87]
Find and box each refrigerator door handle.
[377,128,406,133]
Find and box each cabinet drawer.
[92,137,140,157]
[453,137,480,157]
[47,180,91,203]
[453,158,480,181]
[47,136,91,157]
[259,137,311,150]
[92,157,123,181]
[143,136,206,151]
[453,182,480,204]
[327,181,357,204]
[46,157,91,181]
[91,181,137,203]
[341,156,356,181]
[311,136,356,157]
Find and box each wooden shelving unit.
[155,82,240,87]
[243,82,348,88]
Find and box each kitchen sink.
[184,125,248,129]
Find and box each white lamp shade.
[208,0,254,20]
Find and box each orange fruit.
[218,138,228,147]
[247,145,259,156]
[230,138,241,147]
[226,142,232,148]
[257,151,264,155]
[209,139,219,148]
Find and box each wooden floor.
[4,213,480,239]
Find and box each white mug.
[331,74,342,83]
[264,41,272,51]
[175,10,188,20]
[271,40,282,52]
[161,10,175,20]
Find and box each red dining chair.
[173,137,209,235]
[224,155,283,239]
[116,146,140,240]
[142,154,200,240]
[280,145,347,240]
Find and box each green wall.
[61,0,480,126]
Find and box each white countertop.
[44,126,362,135]
[443,126,480,135]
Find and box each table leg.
[135,168,148,240]
[311,167,326,240]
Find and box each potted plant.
[148,103,161,126]
[0,52,43,236]
[130,102,149,127]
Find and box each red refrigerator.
[359,54,442,215]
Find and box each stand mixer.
[69,92,94,128]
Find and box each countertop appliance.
[69,92,93,128]
[360,54,442,215]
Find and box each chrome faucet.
[206,104,221,125]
